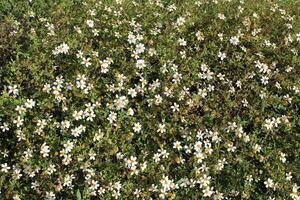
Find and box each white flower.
[70,125,86,137]
[264,119,273,130]
[45,191,56,200]
[279,152,286,163]
[128,32,136,44]
[108,112,117,124]
[46,164,56,175]
[43,83,51,93]
[114,95,128,110]
[136,59,146,69]
[214,191,224,200]
[89,179,99,192]
[13,116,24,127]
[261,76,269,85]
[286,172,292,181]
[203,186,214,197]
[64,141,74,153]
[13,194,21,200]
[216,158,226,171]
[173,141,182,150]
[194,141,202,152]
[218,13,226,20]
[230,36,240,45]
[157,123,166,134]
[72,110,83,120]
[8,85,19,96]
[40,143,50,157]
[76,74,87,89]
[81,57,92,67]
[178,38,187,46]
[63,174,75,188]
[1,163,10,173]
[15,105,26,114]
[13,168,23,180]
[128,88,137,98]
[25,99,36,109]
[296,32,300,42]
[133,122,142,133]
[53,43,69,55]
[290,184,300,200]
[60,43,69,54]
[195,151,205,163]
[135,43,145,54]
[0,122,9,132]
[226,142,236,152]
[86,19,94,28]
[160,175,174,192]
[127,108,134,116]
[61,120,71,129]
[218,52,226,61]
[154,94,162,105]
[196,31,204,41]
[100,58,113,73]
[264,178,276,190]
[175,16,185,27]
[140,162,147,171]
[171,103,179,112]
[253,144,262,154]
[199,174,211,188]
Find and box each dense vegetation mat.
[0,0,300,199]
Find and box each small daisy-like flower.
[279,152,287,163]
[264,118,273,130]
[253,144,262,154]
[108,112,117,124]
[86,19,94,28]
[60,43,69,53]
[203,186,214,197]
[175,16,185,27]
[1,163,10,173]
[135,43,145,54]
[72,110,83,120]
[114,95,128,110]
[25,99,36,109]
[8,85,19,96]
[136,59,146,70]
[128,88,137,98]
[218,13,226,20]
[40,143,50,157]
[230,36,240,45]
[218,51,226,61]
[171,103,179,112]
[45,191,56,200]
[81,57,92,67]
[133,122,142,133]
[264,178,275,190]
[64,141,74,153]
[290,184,299,200]
[173,141,182,150]
[157,123,166,134]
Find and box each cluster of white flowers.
[264,117,281,130]
[1,0,299,199]
[100,58,113,74]
[52,42,69,55]
[159,175,178,198]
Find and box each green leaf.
[76,189,81,200]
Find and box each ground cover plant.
[0,0,300,199]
